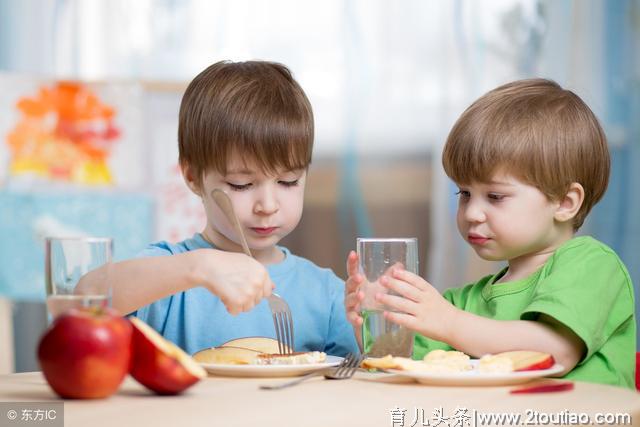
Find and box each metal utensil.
[259,353,363,390]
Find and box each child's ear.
[554,182,585,223]
[181,163,202,197]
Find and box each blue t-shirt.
[130,233,359,357]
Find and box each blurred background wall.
[0,0,638,373]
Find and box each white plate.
[387,360,564,386]
[200,355,343,378]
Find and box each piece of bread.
[192,346,262,364]
[220,337,289,354]
[362,350,472,373]
[192,337,323,365]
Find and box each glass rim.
[357,237,417,243]
[45,236,113,243]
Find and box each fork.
[259,353,364,390]
[211,189,295,355]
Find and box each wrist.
[184,249,217,291]
[436,303,462,344]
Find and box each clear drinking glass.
[45,237,113,319]
[358,237,418,357]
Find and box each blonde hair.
[178,60,314,188]
[442,78,609,230]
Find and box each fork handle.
[259,370,327,390]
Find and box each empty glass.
[358,237,418,357]
[45,237,113,319]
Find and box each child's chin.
[473,249,504,262]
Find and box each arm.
[379,268,585,374]
[78,249,274,316]
[445,312,584,374]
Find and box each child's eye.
[455,189,470,199]
[278,179,299,187]
[488,193,505,201]
[227,182,252,191]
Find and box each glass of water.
[358,237,418,358]
[45,237,113,319]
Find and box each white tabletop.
[1,371,639,427]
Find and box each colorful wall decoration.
[6,82,121,185]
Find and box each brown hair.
[442,78,609,230]
[178,60,314,187]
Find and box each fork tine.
[277,312,288,354]
[335,353,354,376]
[284,311,294,354]
[273,313,284,354]
[344,354,363,377]
[279,313,288,354]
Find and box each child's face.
[455,172,564,262]
[199,154,306,255]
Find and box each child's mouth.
[468,235,490,245]
[251,227,278,236]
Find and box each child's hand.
[197,249,275,315]
[376,268,455,342]
[344,251,364,327]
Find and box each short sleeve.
[126,242,176,323]
[522,243,634,360]
[443,280,484,308]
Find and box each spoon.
[211,189,252,257]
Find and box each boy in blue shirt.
[345,79,635,387]
[84,60,358,356]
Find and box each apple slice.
[192,346,263,364]
[221,336,289,354]
[129,317,206,395]
[494,351,555,371]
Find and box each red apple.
[37,307,132,399]
[496,351,555,371]
[129,317,205,395]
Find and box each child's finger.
[376,292,416,315]
[345,293,359,311]
[346,251,360,276]
[347,310,363,325]
[264,277,275,297]
[383,310,417,330]
[380,275,422,302]
[383,261,404,276]
[391,268,429,290]
[345,275,363,293]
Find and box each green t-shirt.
[414,236,636,388]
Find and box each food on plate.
[362,350,472,373]
[129,317,206,395]
[255,351,326,365]
[221,336,286,354]
[37,307,132,399]
[420,349,473,372]
[363,349,554,374]
[192,337,325,365]
[361,355,397,370]
[192,346,263,364]
[481,350,555,372]
[478,354,514,373]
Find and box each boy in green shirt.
[345,79,636,388]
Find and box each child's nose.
[462,200,486,223]
[254,188,279,215]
